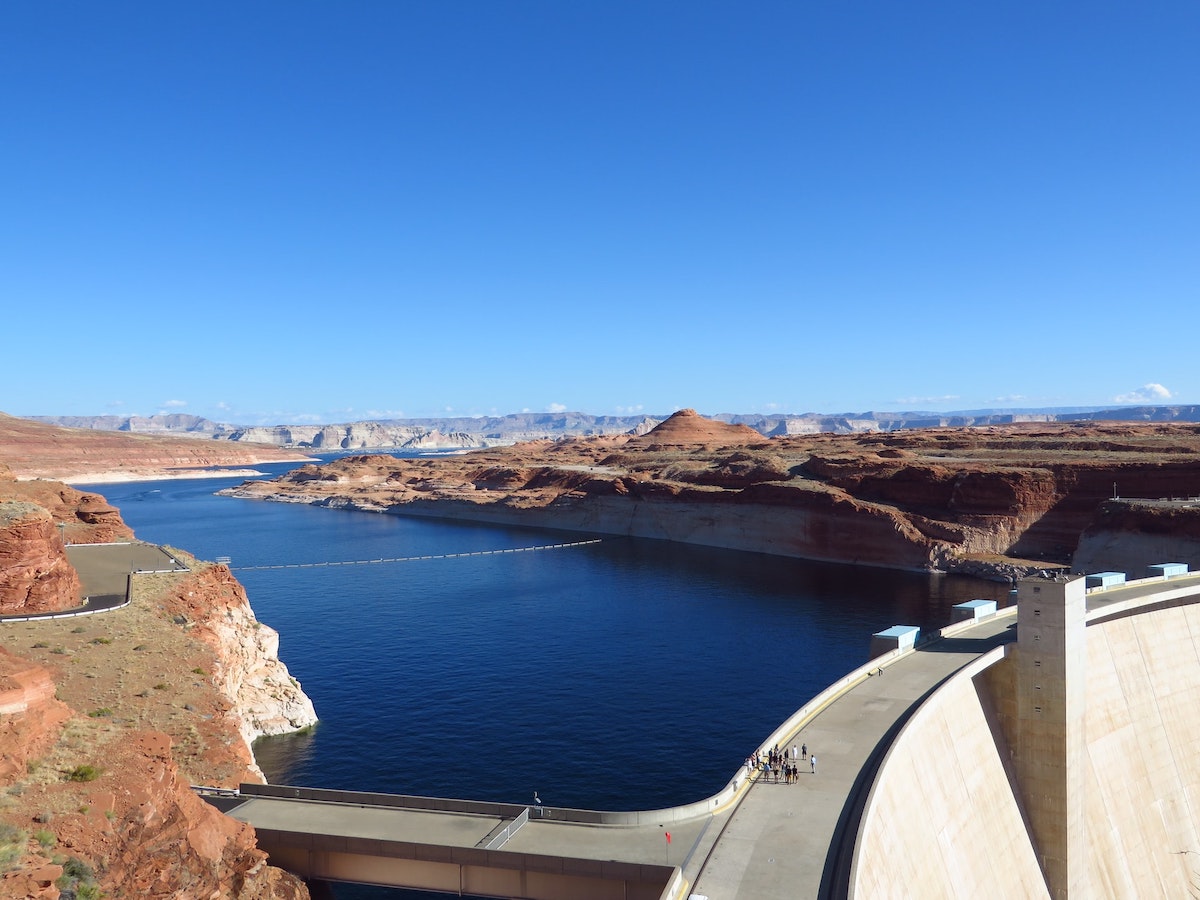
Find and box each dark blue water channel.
[87,459,1010,897]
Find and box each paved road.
[0,542,185,621]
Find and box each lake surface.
[87,460,1010,897]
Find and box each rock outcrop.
[0,501,82,614]
[0,649,72,781]
[158,564,318,757]
[0,727,308,899]
[0,465,132,543]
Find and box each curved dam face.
[852,584,1200,898]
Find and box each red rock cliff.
[0,501,82,614]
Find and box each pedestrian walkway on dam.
[687,611,1018,900]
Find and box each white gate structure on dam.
[202,566,1200,900]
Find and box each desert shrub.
[67,765,101,782]
[57,856,102,898]
[34,828,55,849]
[60,857,94,880]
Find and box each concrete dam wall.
[851,593,1200,898]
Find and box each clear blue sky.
[3,2,1197,425]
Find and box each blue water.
[88,460,1009,896]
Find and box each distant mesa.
[23,404,1200,454]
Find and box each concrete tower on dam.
[1012,576,1087,899]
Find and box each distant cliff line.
[29,404,1200,451]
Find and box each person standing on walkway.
[810,754,817,774]
[801,743,807,760]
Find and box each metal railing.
[478,806,530,850]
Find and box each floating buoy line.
[226,539,602,571]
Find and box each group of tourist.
[746,742,815,784]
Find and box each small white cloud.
[105,400,125,409]
[615,404,645,415]
[162,399,187,408]
[1114,383,1172,404]
[547,402,568,413]
[365,409,406,419]
[215,401,231,411]
[992,395,1027,404]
